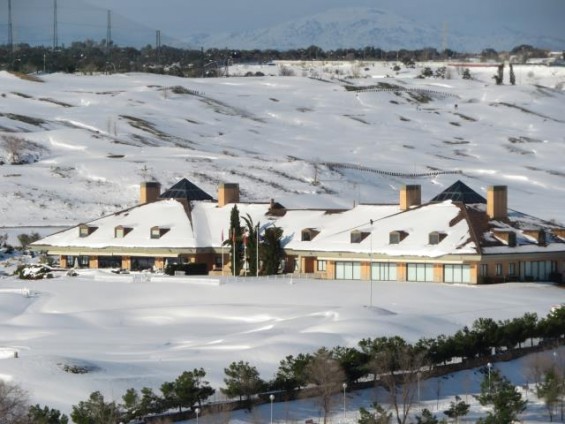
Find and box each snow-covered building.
[32,179,565,284]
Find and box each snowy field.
[1,61,565,422]
[0,265,563,422]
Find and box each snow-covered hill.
[1,61,565,231]
[188,7,565,51]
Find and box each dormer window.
[114,225,132,238]
[493,230,517,247]
[79,224,97,238]
[351,230,369,244]
[389,230,408,245]
[523,229,546,246]
[151,226,170,239]
[429,231,447,245]
[552,229,565,240]
[301,228,320,242]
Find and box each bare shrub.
[305,348,345,424]
[0,380,29,424]
[524,352,555,386]
[279,66,295,76]
[1,135,48,165]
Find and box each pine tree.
[221,361,264,409]
[535,367,563,422]
[358,403,392,424]
[261,226,284,275]
[416,408,442,423]
[226,205,243,276]
[443,395,470,423]
[27,405,69,424]
[476,367,527,424]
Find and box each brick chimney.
[487,186,507,220]
[218,183,239,207]
[400,185,421,211]
[140,182,161,204]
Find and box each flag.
[221,229,224,242]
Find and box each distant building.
[32,179,565,284]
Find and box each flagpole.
[244,233,247,277]
[232,229,236,277]
[221,230,224,276]
[256,224,259,277]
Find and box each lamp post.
[269,393,275,424]
[195,407,200,424]
[417,371,421,404]
[342,382,347,422]
[256,223,260,277]
[487,362,492,393]
[369,219,374,308]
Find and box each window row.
[331,261,472,284]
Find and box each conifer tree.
[226,205,243,276]
[476,367,526,423]
[261,226,284,275]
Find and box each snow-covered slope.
[1,62,564,231]
[0,273,562,420]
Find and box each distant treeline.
[0,41,555,77]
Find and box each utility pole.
[442,22,449,60]
[201,46,205,78]
[53,0,58,50]
[156,30,161,64]
[106,10,112,55]
[8,0,13,53]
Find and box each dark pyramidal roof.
[431,180,486,204]
[159,178,214,202]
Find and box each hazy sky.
[2,0,564,48]
[82,0,565,40]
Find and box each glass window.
[407,263,434,282]
[317,260,327,272]
[151,227,161,239]
[371,262,397,281]
[444,264,471,284]
[508,263,516,275]
[496,264,503,276]
[335,262,361,280]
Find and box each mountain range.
[186,8,565,52]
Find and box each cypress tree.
[226,205,243,276]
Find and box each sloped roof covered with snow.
[35,200,196,249]
[33,180,565,258]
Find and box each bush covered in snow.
[14,264,54,280]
